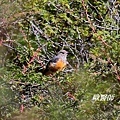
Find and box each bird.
[43,50,68,75]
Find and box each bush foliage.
[0,0,120,119]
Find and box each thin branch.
[29,21,50,41]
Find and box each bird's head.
[58,50,68,56]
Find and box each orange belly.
[50,59,66,71]
[43,59,66,75]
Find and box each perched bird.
[43,50,68,75]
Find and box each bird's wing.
[47,57,59,67]
[43,56,66,75]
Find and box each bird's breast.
[49,58,66,72]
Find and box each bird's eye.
[61,52,64,54]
